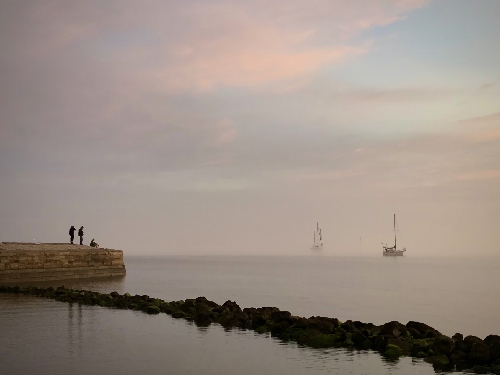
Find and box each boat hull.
[383,251,405,256]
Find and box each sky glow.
[1,0,499,256]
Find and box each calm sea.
[1,255,499,375]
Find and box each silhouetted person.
[69,226,76,244]
[90,238,99,248]
[78,226,84,245]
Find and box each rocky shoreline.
[1,285,499,374]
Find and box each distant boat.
[311,222,323,250]
[382,214,406,256]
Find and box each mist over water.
[2,255,499,375]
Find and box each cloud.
[145,45,366,93]
[291,168,363,181]
[0,0,434,96]
[458,112,500,142]
[455,170,500,181]
[0,0,438,181]
[209,118,237,147]
[341,87,455,103]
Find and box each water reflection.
[68,302,73,354]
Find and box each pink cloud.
[292,168,363,181]
[455,170,500,181]
[4,0,434,94]
[458,112,500,142]
[208,118,237,147]
[147,45,366,93]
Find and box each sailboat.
[311,222,323,250]
[382,214,406,256]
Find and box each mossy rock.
[160,303,174,314]
[358,340,372,350]
[255,326,269,334]
[210,312,220,320]
[424,354,449,366]
[280,327,306,341]
[472,365,491,374]
[307,334,338,349]
[491,364,500,375]
[343,338,354,348]
[270,321,290,337]
[171,311,185,319]
[146,305,161,314]
[334,327,347,341]
[385,344,403,359]
[372,335,387,351]
[412,338,435,348]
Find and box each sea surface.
[1,255,499,375]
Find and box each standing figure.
[78,226,84,245]
[69,226,76,244]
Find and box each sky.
[0,0,499,256]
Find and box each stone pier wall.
[0,243,126,283]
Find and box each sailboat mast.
[394,214,396,249]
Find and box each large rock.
[464,336,484,353]
[193,303,212,326]
[372,335,388,352]
[406,321,440,338]
[380,321,407,338]
[250,312,268,329]
[353,321,366,330]
[433,335,454,356]
[171,311,185,319]
[425,354,450,366]
[351,331,367,347]
[289,316,309,329]
[270,321,290,337]
[470,342,491,364]
[452,333,465,351]
[410,338,435,357]
[258,307,280,317]
[340,320,354,332]
[270,310,291,322]
[485,335,500,361]
[387,338,413,354]
[334,327,347,342]
[408,327,423,339]
[146,305,160,314]
[472,365,491,374]
[195,296,219,308]
[180,299,196,312]
[491,360,500,375]
[385,344,403,359]
[222,300,242,313]
[307,316,338,334]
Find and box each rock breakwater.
[1,285,499,374]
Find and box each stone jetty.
[0,243,126,283]
[1,285,499,374]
